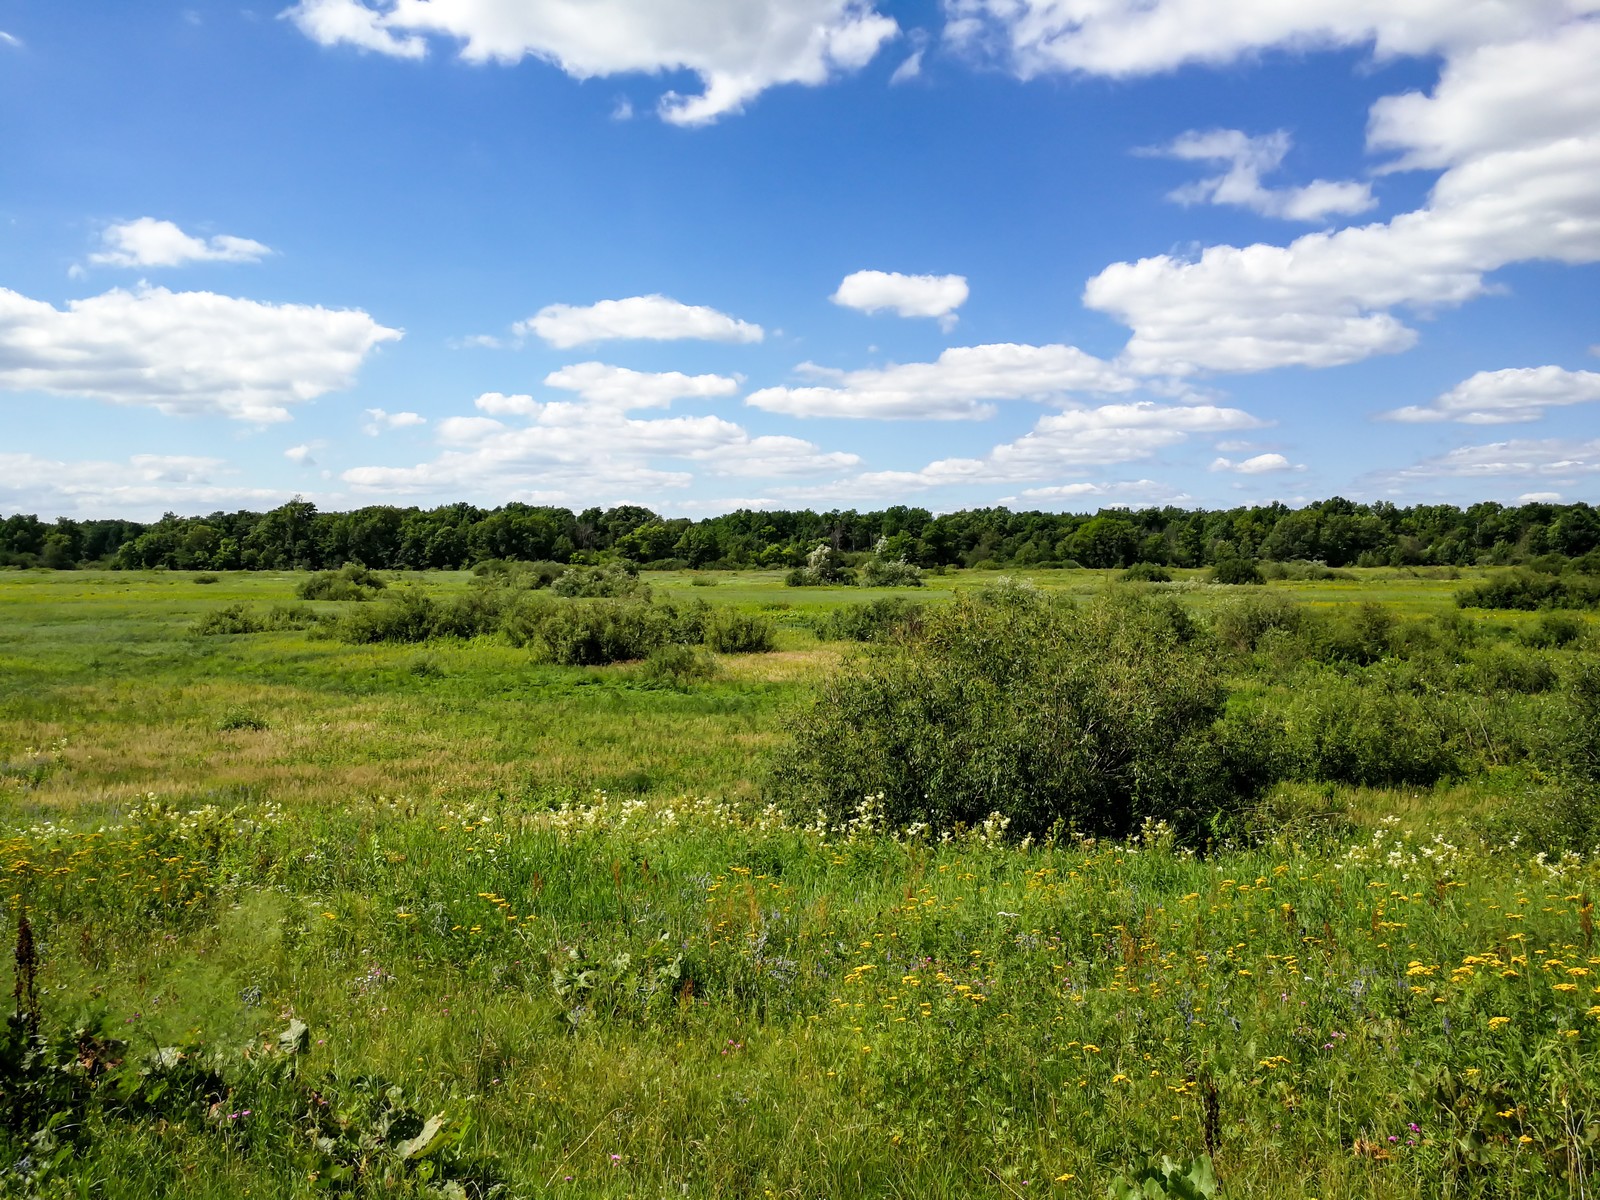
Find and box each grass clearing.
[1,567,1597,1198]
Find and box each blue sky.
[2,0,1597,520]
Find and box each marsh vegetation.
[0,563,1597,1198]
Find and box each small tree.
[770,588,1254,842]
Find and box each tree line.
[2,496,1598,573]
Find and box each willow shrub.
[770,586,1257,842]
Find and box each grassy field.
[1,566,1597,1198]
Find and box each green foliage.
[524,600,682,665]
[1119,562,1172,583]
[704,608,776,654]
[337,589,449,644]
[1105,1155,1218,1200]
[216,707,269,732]
[1458,569,1600,611]
[551,562,647,599]
[191,602,317,636]
[858,557,924,587]
[1210,556,1264,585]
[638,643,719,689]
[785,542,853,587]
[771,589,1249,841]
[296,562,388,601]
[1237,667,1463,787]
[1210,592,1302,653]
[1522,611,1587,648]
[813,597,926,643]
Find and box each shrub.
[689,574,719,587]
[501,594,557,649]
[192,573,220,585]
[1242,669,1463,787]
[297,563,387,601]
[1460,645,1558,694]
[1522,611,1586,648]
[1457,570,1600,611]
[814,597,926,643]
[191,603,263,635]
[430,589,506,639]
[1259,561,1352,582]
[704,608,776,654]
[1210,556,1264,585]
[1316,601,1397,665]
[337,589,443,644]
[535,600,671,665]
[1210,592,1302,654]
[770,589,1254,842]
[552,563,647,599]
[471,559,565,589]
[785,543,854,587]
[216,707,268,732]
[1119,562,1172,583]
[858,558,924,588]
[638,643,719,689]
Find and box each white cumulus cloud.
[0,452,288,520]
[343,372,858,504]
[747,342,1136,420]
[0,284,401,423]
[839,400,1263,493]
[831,270,970,327]
[1210,452,1298,473]
[1378,437,1600,482]
[1149,129,1374,222]
[89,218,273,268]
[517,295,764,349]
[949,6,1600,378]
[1383,366,1600,424]
[362,408,427,434]
[284,0,898,125]
[942,0,1591,78]
[543,362,740,409]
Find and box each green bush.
[1315,601,1397,665]
[1210,556,1264,585]
[216,707,269,732]
[1119,562,1172,583]
[858,558,924,587]
[337,589,443,644]
[770,589,1253,842]
[535,600,672,665]
[191,603,263,635]
[813,597,926,643]
[785,543,853,587]
[1522,611,1587,648]
[551,563,647,599]
[471,558,565,589]
[704,608,775,654]
[1259,561,1352,582]
[1460,645,1558,694]
[296,562,388,601]
[1210,592,1302,653]
[192,603,316,636]
[430,589,506,639]
[1243,668,1463,787]
[638,643,719,688]
[1457,570,1600,611]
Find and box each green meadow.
[1,567,1597,1199]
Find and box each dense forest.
[3,496,1599,572]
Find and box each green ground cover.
[0,567,1596,1198]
